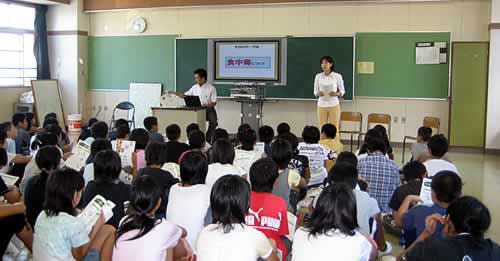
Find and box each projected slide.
[215,41,280,81]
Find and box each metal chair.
[339,112,363,152]
[402,116,440,162]
[110,101,135,129]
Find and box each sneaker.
[379,241,393,256]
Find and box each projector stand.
[232,85,266,131]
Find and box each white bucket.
[67,114,82,132]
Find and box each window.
[0,2,37,87]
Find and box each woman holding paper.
[314,56,345,137]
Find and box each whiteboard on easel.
[129,83,162,129]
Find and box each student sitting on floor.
[373,125,394,160]
[270,138,307,212]
[394,170,462,248]
[234,127,262,177]
[32,168,115,261]
[78,118,98,142]
[187,129,206,153]
[196,175,279,261]
[328,162,392,256]
[84,121,109,146]
[144,116,165,144]
[0,130,31,176]
[411,126,432,162]
[292,183,378,261]
[83,139,112,183]
[207,138,244,188]
[113,175,190,261]
[246,158,290,260]
[108,118,128,141]
[129,128,150,171]
[335,151,369,191]
[389,161,427,214]
[276,122,291,136]
[424,134,459,177]
[402,196,500,261]
[24,146,61,230]
[164,124,190,164]
[82,150,131,229]
[298,126,336,188]
[167,151,210,250]
[319,123,344,171]
[358,134,400,213]
[258,125,275,156]
[0,147,33,258]
[0,121,17,154]
[12,113,31,155]
[137,142,178,218]
[186,123,211,152]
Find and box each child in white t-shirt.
[234,128,262,177]
[207,139,244,188]
[196,175,279,261]
[424,134,459,177]
[167,151,211,250]
[298,126,336,187]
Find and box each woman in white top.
[196,175,279,261]
[207,139,244,188]
[292,183,377,261]
[314,56,345,135]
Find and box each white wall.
[86,0,489,141]
[486,0,500,149]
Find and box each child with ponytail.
[113,175,190,261]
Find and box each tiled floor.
[387,147,500,256]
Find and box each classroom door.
[450,42,489,147]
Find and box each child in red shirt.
[246,158,289,260]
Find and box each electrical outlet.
[394,116,399,124]
[401,116,407,124]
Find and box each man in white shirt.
[170,68,218,142]
[424,134,459,177]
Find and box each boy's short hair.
[116,125,130,139]
[270,139,293,169]
[145,142,167,166]
[129,128,150,150]
[166,124,181,141]
[12,113,26,127]
[427,134,449,158]
[180,151,208,186]
[277,122,291,136]
[431,170,462,203]
[321,123,338,139]
[44,113,57,120]
[258,125,275,144]
[143,116,158,131]
[188,130,205,150]
[211,128,229,144]
[250,158,279,193]
[302,126,321,144]
[186,123,200,136]
[366,136,387,154]
[43,117,58,129]
[91,121,109,139]
[194,68,208,80]
[279,132,299,150]
[115,118,129,128]
[239,128,257,149]
[328,162,358,189]
[418,127,433,142]
[93,150,122,183]
[336,152,358,168]
[402,161,426,182]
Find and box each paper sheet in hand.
[419,178,433,205]
[0,173,19,186]
[115,140,136,167]
[78,195,115,233]
[65,140,90,171]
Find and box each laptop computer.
[184,95,202,108]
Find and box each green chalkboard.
[176,37,354,100]
[355,32,450,99]
[88,35,176,91]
